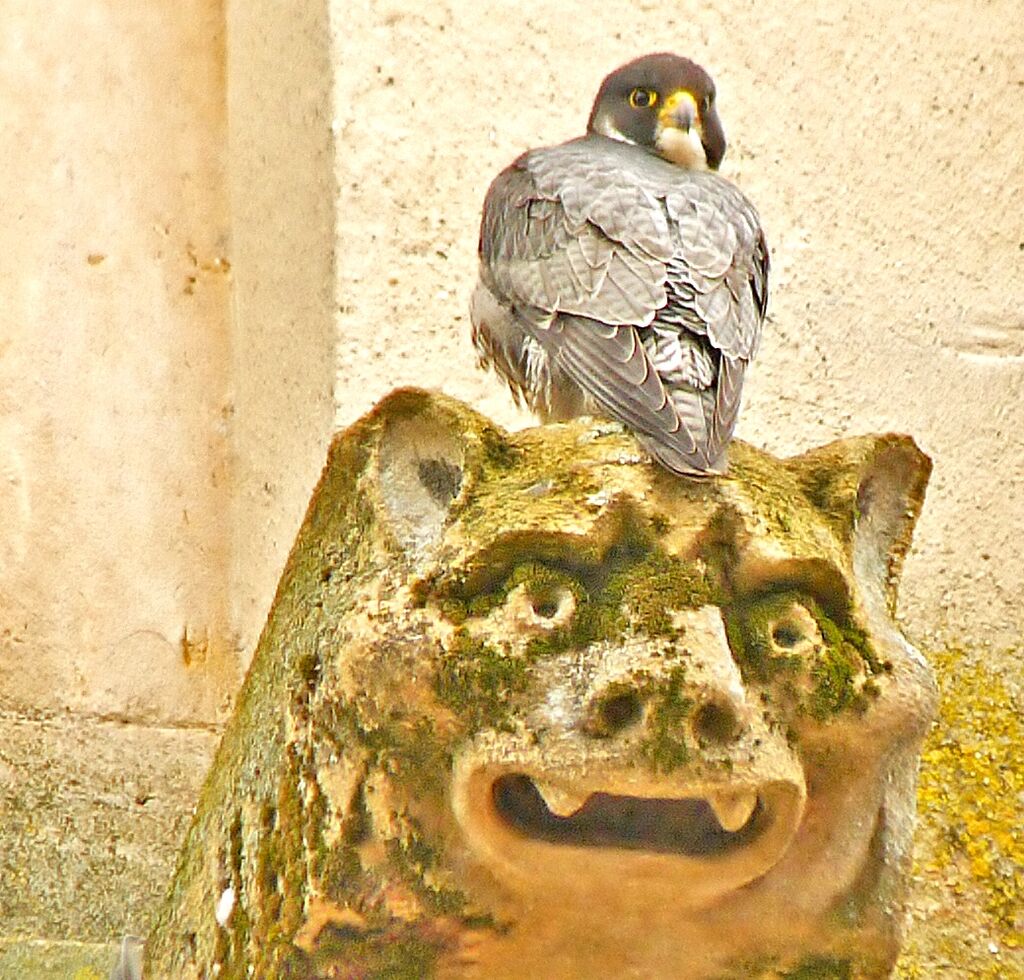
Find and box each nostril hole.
[691,700,741,744]
[771,622,804,648]
[599,692,643,734]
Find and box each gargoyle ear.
[371,388,495,558]
[788,435,932,615]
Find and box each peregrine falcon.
[471,53,769,475]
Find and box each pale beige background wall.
[0,0,233,725]
[1,0,236,964]
[227,0,337,658]
[0,0,1021,971]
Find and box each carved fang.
[707,790,757,832]
[534,780,590,817]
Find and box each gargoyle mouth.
[492,774,760,857]
[453,759,805,907]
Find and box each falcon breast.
[470,52,769,476]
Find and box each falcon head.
[586,53,726,170]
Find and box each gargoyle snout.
[574,605,751,748]
[581,672,748,748]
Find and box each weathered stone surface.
[0,714,215,943]
[146,389,936,978]
[0,939,118,980]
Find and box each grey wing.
[479,160,668,326]
[655,178,769,464]
[478,144,768,474]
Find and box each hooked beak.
[656,89,726,171]
[659,90,699,133]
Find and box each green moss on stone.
[815,610,887,675]
[433,629,529,731]
[308,922,447,979]
[430,515,714,662]
[320,782,373,901]
[598,539,712,638]
[385,829,467,917]
[323,696,399,759]
[638,666,694,773]
[802,599,884,720]
[781,955,853,979]
[277,749,309,933]
[255,803,283,925]
[795,455,859,546]
[244,748,309,973]
[477,423,520,472]
[714,954,856,980]
[723,589,883,722]
[807,641,862,719]
[387,717,453,797]
[454,432,601,542]
[438,597,468,624]
[724,591,807,684]
[471,560,585,625]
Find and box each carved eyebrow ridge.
[425,527,656,604]
[721,558,854,626]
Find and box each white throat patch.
[655,126,708,169]
[592,111,708,170]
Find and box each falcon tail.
[637,431,728,477]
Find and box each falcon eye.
[628,87,658,109]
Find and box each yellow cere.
[659,89,700,126]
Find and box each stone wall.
[1,2,237,968]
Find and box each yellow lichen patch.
[897,646,1023,978]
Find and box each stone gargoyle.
[144,389,936,979]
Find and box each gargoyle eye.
[530,591,563,620]
[771,622,806,648]
[501,570,580,634]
